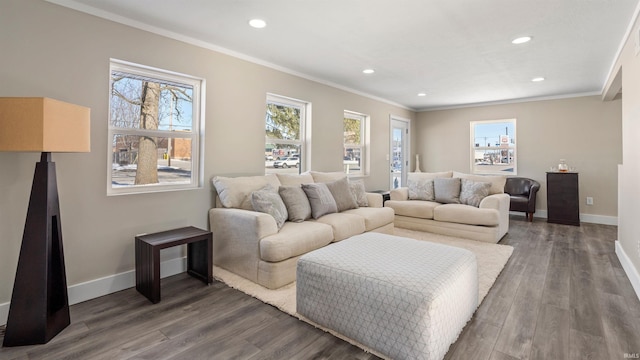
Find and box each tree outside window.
[344,111,368,175]
[265,94,309,174]
[108,60,203,195]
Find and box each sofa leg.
[528,213,534,222]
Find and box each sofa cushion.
[407,171,453,182]
[276,172,314,186]
[433,204,500,226]
[315,213,366,241]
[408,178,435,201]
[279,185,312,222]
[260,221,333,262]
[349,180,369,207]
[453,172,506,195]
[343,207,395,231]
[384,200,439,219]
[213,174,281,210]
[251,186,288,229]
[434,178,461,204]
[310,171,346,183]
[302,183,338,219]
[460,179,491,207]
[326,177,358,212]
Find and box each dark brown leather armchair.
[504,177,540,222]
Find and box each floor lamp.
[0,98,90,347]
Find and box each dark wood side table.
[371,190,391,203]
[135,226,213,303]
[546,172,580,226]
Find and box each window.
[265,94,310,174]
[108,59,204,195]
[470,119,517,175]
[343,111,368,175]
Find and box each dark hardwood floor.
[1,217,639,359]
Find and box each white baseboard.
[0,256,187,326]
[615,241,640,302]
[510,210,618,225]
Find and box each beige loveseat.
[209,171,395,289]
[384,171,509,243]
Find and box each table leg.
[187,237,212,284]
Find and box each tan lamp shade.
[0,97,90,152]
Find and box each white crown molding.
[602,0,640,94]
[418,91,602,112]
[43,0,412,111]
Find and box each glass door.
[390,117,409,189]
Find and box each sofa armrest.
[366,192,383,208]
[208,208,278,283]
[390,187,409,201]
[479,193,510,236]
[479,193,510,211]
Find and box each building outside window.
[470,119,517,175]
[108,59,204,195]
[343,111,368,175]
[265,94,310,174]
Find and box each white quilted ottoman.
[296,232,478,360]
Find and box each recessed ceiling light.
[249,19,266,28]
[417,92,427,97]
[362,69,375,74]
[512,36,532,44]
[531,77,545,82]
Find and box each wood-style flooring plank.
[529,304,570,360]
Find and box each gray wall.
[0,0,413,310]
[415,96,622,219]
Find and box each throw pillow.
[349,180,369,207]
[212,174,281,210]
[408,178,435,201]
[434,177,461,204]
[459,179,491,207]
[326,177,359,212]
[452,171,506,195]
[309,171,347,183]
[251,185,288,229]
[278,185,312,222]
[301,183,338,219]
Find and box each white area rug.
[212,228,513,358]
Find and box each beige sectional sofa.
[209,171,395,289]
[384,171,509,243]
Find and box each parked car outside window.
[273,157,299,168]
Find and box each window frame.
[107,59,205,196]
[265,93,311,174]
[470,118,517,175]
[343,110,369,176]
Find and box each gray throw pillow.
[278,185,312,222]
[251,186,288,229]
[326,177,359,212]
[349,180,369,207]
[408,178,435,201]
[434,178,461,204]
[301,183,338,219]
[460,179,491,207]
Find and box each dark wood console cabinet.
[546,172,580,226]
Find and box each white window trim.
[107,59,205,196]
[469,118,517,175]
[265,93,311,173]
[343,110,369,176]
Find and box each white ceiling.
[48,0,639,110]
